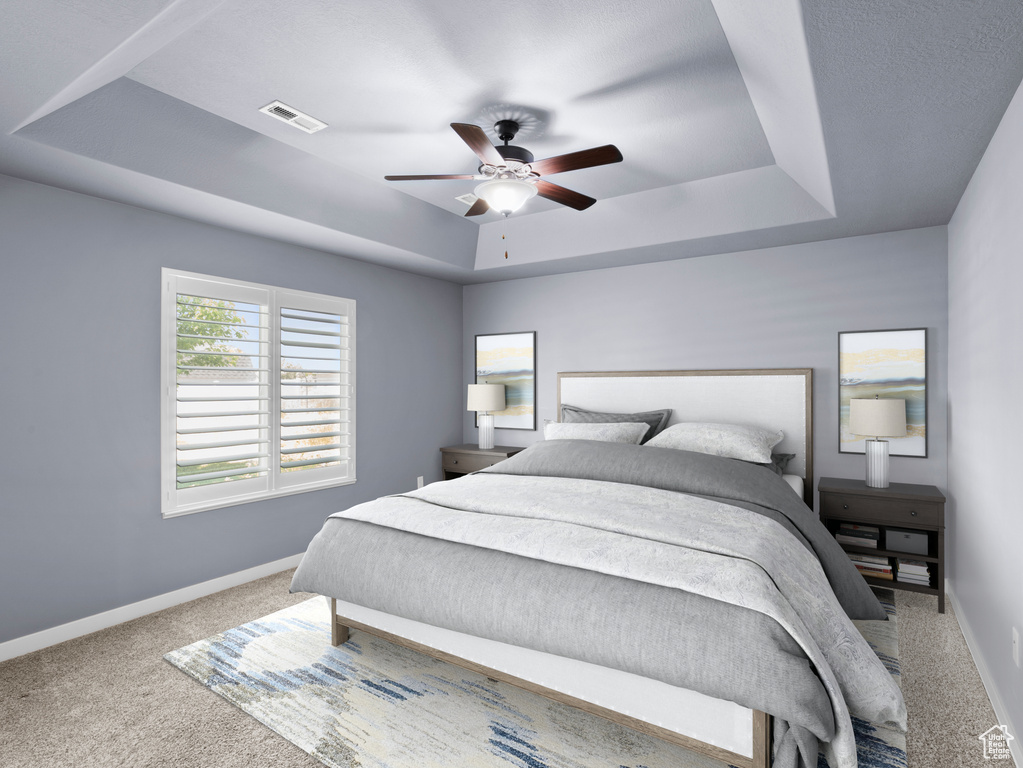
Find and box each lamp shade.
[849,398,907,438]
[474,179,537,215]
[467,383,505,413]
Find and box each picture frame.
[475,331,536,431]
[838,328,927,457]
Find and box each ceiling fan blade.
[534,179,596,211]
[450,123,504,166]
[384,174,476,181]
[529,145,623,176]
[464,198,490,217]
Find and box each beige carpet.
[0,571,1012,768]
[898,591,1013,767]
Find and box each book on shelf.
[852,560,893,575]
[860,569,894,580]
[897,573,931,585]
[837,523,880,538]
[896,558,930,576]
[836,534,878,549]
[855,566,893,577]
[849,553,890,566]
[898,569,930,580]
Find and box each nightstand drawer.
[441,452,502,474]
[821,493,941,527]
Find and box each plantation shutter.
[277,294,354,487]
[166,275,271,512]
[162,270,355,517]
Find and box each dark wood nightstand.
[440,444,524,480]
[818,477,946,612]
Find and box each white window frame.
[161,268,356,518]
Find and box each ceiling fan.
[384,120,623,217]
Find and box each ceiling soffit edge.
[711,0,835,215]
[11,0,228,134]
[473,164,834,271]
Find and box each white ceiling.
[2,0,1022,283]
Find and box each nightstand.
[440,444,524,480]
[818,477,946,612]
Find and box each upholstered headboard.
[557,369,813,501]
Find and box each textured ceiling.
[2,0,1022,283]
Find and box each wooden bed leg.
[330,598,350,646]
[752,710,771,768]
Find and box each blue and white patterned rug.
[832,587,906,768]
[165,588,905,768]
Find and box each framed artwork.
[839,328,927,457]
[475,331,536,431]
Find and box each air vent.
[259,101,327,134]
[455,193,478,205]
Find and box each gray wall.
[463,226,949,495]
[948,77,1023,737]
[0,174,463,643]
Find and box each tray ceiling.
[2,0,1022,282]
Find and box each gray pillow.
[747,453,797,476]
[560,404,672,444]
[645,422,784,463]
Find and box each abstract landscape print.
[475,331,536,430]
[839,328,927,457]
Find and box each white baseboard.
[946,579,1023,767]
[0,553,304,663]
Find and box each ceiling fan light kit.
[474,178,538,216]
[384,120,622,218]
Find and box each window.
[161,268,355,517]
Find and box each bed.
[290,369,906,768]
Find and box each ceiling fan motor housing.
[491,119,535,165]
[496,144,535,165]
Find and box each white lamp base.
[864,439,890,488]
[478,412,495,450]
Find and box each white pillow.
[543,421,648,444]
[645,422,784,463]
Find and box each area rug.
[165,587,905,768]
[828,587,906,768]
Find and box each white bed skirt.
[329,597,754,759]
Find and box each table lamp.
[849,396,907,488]
[467,383,506,450]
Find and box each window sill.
[162,475,357,519]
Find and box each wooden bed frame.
[329,601,771,767]
[323,368,815,768]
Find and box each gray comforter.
[291,440,906,768]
